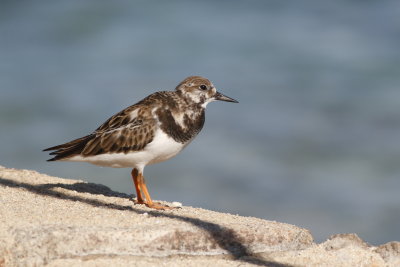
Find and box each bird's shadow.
[0,176,293,267]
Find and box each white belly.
[65,129,188,170]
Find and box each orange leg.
[131,168,174,210]
[131,168,144,204]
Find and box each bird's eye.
[199,85,207,90]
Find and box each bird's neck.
[156,93,205,144]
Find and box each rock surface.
[0,166,399,266]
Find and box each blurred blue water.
[1,0,400,245]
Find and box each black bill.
[214,92,239,103]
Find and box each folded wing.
[43,106,156,161]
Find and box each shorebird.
[44,76,238,210]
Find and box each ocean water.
[1,0,400,245]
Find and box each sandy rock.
[323,233,370,251]
[267,234,386,267]
[0,166,399,266]
[375,242,400,266]
[0,166,311,266]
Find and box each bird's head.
[175,76,238,107]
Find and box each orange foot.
[133,197,145,205]
[130,168,178,210]
[146,201,176,210]
[133,199,177,210]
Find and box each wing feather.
[44,100,158,161]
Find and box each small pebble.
[171,201,182,208]
[142,212,148,217]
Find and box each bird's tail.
[43,135,93,161]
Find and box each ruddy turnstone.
[44,76,238,210]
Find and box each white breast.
[65,129,187,170]
[145,128,188,165]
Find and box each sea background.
[1,0,399,245]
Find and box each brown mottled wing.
[81,113,156,156]
[44,104,157,161]
[43,91,171,161]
